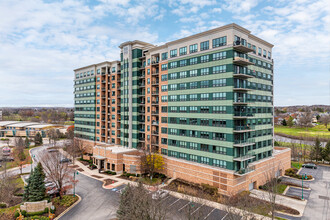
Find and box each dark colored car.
[302,163,317,169]
[60,158,71,163]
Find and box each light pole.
[73,171,79,197]
[302,173,307,200]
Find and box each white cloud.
[222,0,259,14]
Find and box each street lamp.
[73,171,79,197]
[302,173,307,200]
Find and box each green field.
[275,125,330,138]
[291,161,303,169]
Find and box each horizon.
[0,0,330,106]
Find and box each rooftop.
[0,121,21,126]
[94,145,137,154]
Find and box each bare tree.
[298,112,313,129]
[117,182,168,220]
[224,192,256,220]
[319,115,330,128]
[39,150,74,199]
[47,128,59,147]
[263,162,283,220]
[66,138,85,164]
[0,173,17,206]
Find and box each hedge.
[285,168,313,180]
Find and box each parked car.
[152,189,169,200]
[60,158,71,163]
[48,149,59,153]
[302,163,317,169]
[3,156,14,162]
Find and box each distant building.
[0,111,2,121]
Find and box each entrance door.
[123,164,125,172]
[249,182,255,191]
[100,160,104,169]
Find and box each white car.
[152,189,169,200]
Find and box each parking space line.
[192,204,203,214]
[161,195,170,202]
[169,198,180,207]
[221,213,228,220]
[178,201,190,211]
[203,208,215,220]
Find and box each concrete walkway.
[250,189,307,216]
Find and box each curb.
[283,175,315,182]
[54,194,81,220]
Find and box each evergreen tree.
[27,163,46,202]
[281,119,287,126]
[23,170,32,202]
[313,138,322,162]
[321,141,330,163]
[34,132,43,146]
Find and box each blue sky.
[0,0,329,107]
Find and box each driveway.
[60,173,120,220]
[302,165,330,220]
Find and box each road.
[275,135,327,147]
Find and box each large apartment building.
[74,23,290,194]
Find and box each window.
[179,83,187,90]
[169,62,177,68]
[169,95,177,101]
[212,36,227,48]
[200,157,209,164]
[200,106,209,113]
[212,119,226,127]
[190,106,197,113]
[161,64,167,71]
[213,51,226,60]
[179,71,187,78]
[190,82,197,89]
[201,68,209,75]
[190,57,197,65]
[169,84,177,91]
[200,41,209,51]
[161,106,167,113]
[201,80,209,88]
[190,94,197,101]
[179,60,187,67]
[268,51,271,59]
[263,49,267,58]
[213,159,226,168]
[148,59,150,65]
[258,47,262,56]
[162,52,168,60]
[170,49,177,57]
[213,79,226,87]
[179,95,187,101]
[201,93,209,100]
[189,44,198,53]
[213,65,226,73]
[252,45,256,54]
[213,92,226,100]
[161,85,167,92]
[161,74,167,81]
[213,146,226,154]
[190,155,198,162]
[179,106,187,112]
[179,47,187,56]
[213,133,225,140]
[190,69,197,77]
[161,96,168,102]
[169,73,177,80]
[201,55,209,63]
[201,144,208,151]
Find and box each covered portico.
[92,155,106,170]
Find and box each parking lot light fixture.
[74,171,79,197]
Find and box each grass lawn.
[275,125,330,138]
[276,184,288,194]
[291,161,303,169]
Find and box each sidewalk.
[250,189,307,216]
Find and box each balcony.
[139,129,145,133]
[234,166,255,176]
[139,83,146,87]
[233,41,254,53]
[139,74,145,79]
[138,93,145,96]
[233,125,254,133]
[152,70,159,75]
[151,60,159,66]
[233,71,254,79]
[233,151,256,162]
[102,80,106,84]
[138,120,145,124]
[233,139,255,147]
[151,142,159,146]
[151,81,159,85]
[152,121,159,126]
[151,111,159,115]
[151,101,159,105]
[233,56,253,66]
[233,99,250,105]
[233,112,254,119]
[138,102,145,105]
[233,85,252,92]
[152,131,159,135]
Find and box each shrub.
[328,128,330,132]
[21,210,27,217]
[44,207,49,213]
[201,183,218,196]
[0,203,7,208]
[14,210,20,218]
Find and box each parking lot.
[298,167,318,178]
[110,185,236,220]
[285,186,311,200]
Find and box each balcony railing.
[233,56,253,66]
[234,150,256,162]
[233,139,255,147]
[234,166,255,176]
[233,41,254,53]
[233,112,254,117]
[233,125,255,131]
